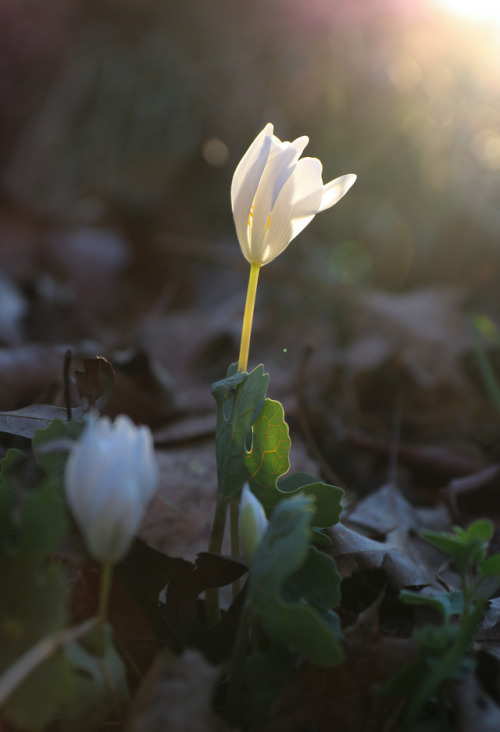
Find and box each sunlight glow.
[438,0,500,25]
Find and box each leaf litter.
[3,221,500,730]
[2,238,500,732]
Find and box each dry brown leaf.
[0,404,84,438]
[447,674,500,732]
[0,344,66,410]
[328,521,430,588]
[141,437,319,562]
[74,356,115,411]
[126,650,230,732]
[140,443,219,562]
[346,288,471,386]
[262,599,414,732]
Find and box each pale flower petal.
[264,157,324,263]
[319,173,357,212]
[231,124,356,266]
[250,135,310,260]
[64,414,158,564]
[231,124,274,262]
[239,484,268,565]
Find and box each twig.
[63,349,72,421]
[346,429,485,479]
[0,618,96,706]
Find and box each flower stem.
[224,605,253,726]
[97,561,113,654]
[238,261,261,373]
[230,498,241,600]
[205,496,228,626]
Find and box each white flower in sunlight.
[239,484,268,565]
[231,122,356,266]
[65,414,158,564]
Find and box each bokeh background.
[2,0,500,437]
[3,0,500,292]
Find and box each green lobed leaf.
[479,553,500,579]
[245,411,342,528]
[32,418,86,477]
[241,650,294,729]
[212,366,343,532]
[282,545,342,612]
[247,494,343,666]
[0,447,68,556]
[0,554,70,730]
[244,397,290,501]
[62,623,129,732]
[211,365,269,501]
[421,523,491,574]
[399,589,464,621]
[16,477,68,554]
[421,531,469,567]
[464,519,494,543]
[275,471,343,529]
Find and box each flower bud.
[239,484,268,565]
[64,414,158,564]
[231,122,356,266]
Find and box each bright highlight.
[439,0,500,24]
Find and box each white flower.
[239,484,268,565]
[64,415,158,564]
[231,123,356,266]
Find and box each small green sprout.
[386,519,500,728]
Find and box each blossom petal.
[231,124,274,261]
[64,414,158,564]
[319,173,357,212]
[88,478,142,562]
[239,484,268,565]
[231,124,357,266]
[250,135,309,262]
[263,157,324,264]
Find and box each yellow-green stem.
[238,261,261,373]
[230,498,241,600]
[205,496,228,626]
[97,561,113,654]
[224,605,253,726]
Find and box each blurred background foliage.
[2,0,500,295]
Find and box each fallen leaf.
[328,520,431,588]
[141,437,320,562]
[347,288,471,387]
[0,404,84,439]
[447,673,500,732]
[74,356,115,411]
[126,650,230,732]
[0,344,66,411]
[261,598,414,732]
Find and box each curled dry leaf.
[328,521,430,588]
[74,356,115,411]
